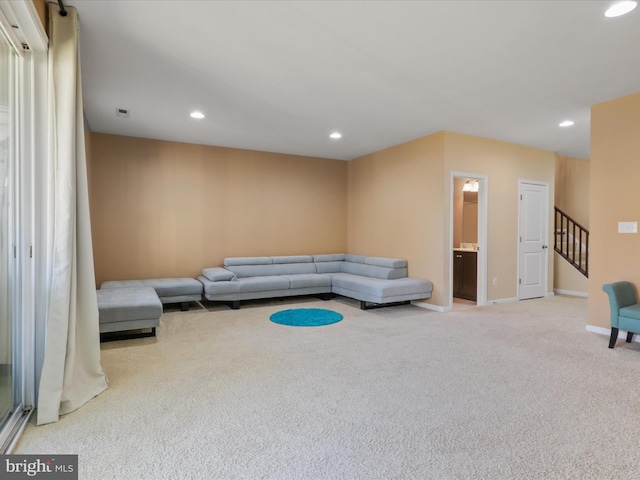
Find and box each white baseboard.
[586,324,640,343]
[586,325,610,336]
[411,300,448,313]
[486,297,518,305]
[554,289,588,298]
[411,294,558,312]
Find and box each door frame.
[517,180,550,300]
[449,172,488,310]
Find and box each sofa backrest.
[224,256,316,278]
[313,254,345,274]
[222,254,408,280]
[341,255,408,280]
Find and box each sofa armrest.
[202,267,237,282]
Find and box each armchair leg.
[609,328,619,349]
[627,331,634,343]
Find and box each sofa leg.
[180,302,189,312]
[609,328,619,348]
[100,326,156,343]
[627,331,634,343]
[231,300,240,310]
[361,300,410,310]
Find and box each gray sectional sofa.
[197,254,433,309]
[96,254,433,340]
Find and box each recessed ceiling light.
[329,132,342,139]
[605,1,637,17]
[559,120,575,127]
[190,111,205,119]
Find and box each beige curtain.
[37,4,107,425]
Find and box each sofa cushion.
[315,261,344,274]
[224,257,272,266]
[101,278,203,298]
[202,267,236,282]
[272,255,314,264]
[282,274,332,289]
[203,276,290,295]
[97,287,162,324]
[313,254,345,263]
[341,261,407,280]
[226,262,316,278]
[344,254,367,264]
[365,256,407,269]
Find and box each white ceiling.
[67,0,640,161]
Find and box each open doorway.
[450,173,488,311]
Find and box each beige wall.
[89,125,558,307]
[452,180,478,248]
[589,91,640,328]
[555,257,589,295]
[555,155,590,228]
[443,132,556,302]
[553,154,590,295]
[462,192,478,244]
[32,0,46,31]
[453,177,465,249]
[347,130,555,307]
[348,133,447,305]
[88,133,348,285]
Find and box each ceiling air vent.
[116,108,130,118]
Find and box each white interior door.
[518,181,549,300]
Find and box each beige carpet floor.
[14,295,640,479]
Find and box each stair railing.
[554,207,589,278]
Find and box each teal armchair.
[602,281,640,349]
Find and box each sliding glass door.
[0,26,17,435]
[0,0,46,451]
[0,25,16,432]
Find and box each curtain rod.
[58,0,68,17]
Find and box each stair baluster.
[554,207,589,278]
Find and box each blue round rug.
[269,308,343,327]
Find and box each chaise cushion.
[101,278,203,299]
[331,273,432,298]
[97,287,162,332]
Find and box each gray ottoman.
[97,287,162,341]
[100,278,203,310]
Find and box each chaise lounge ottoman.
[100,277,203,311]
[97,287,162,341]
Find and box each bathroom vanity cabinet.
[453,250,477,301]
